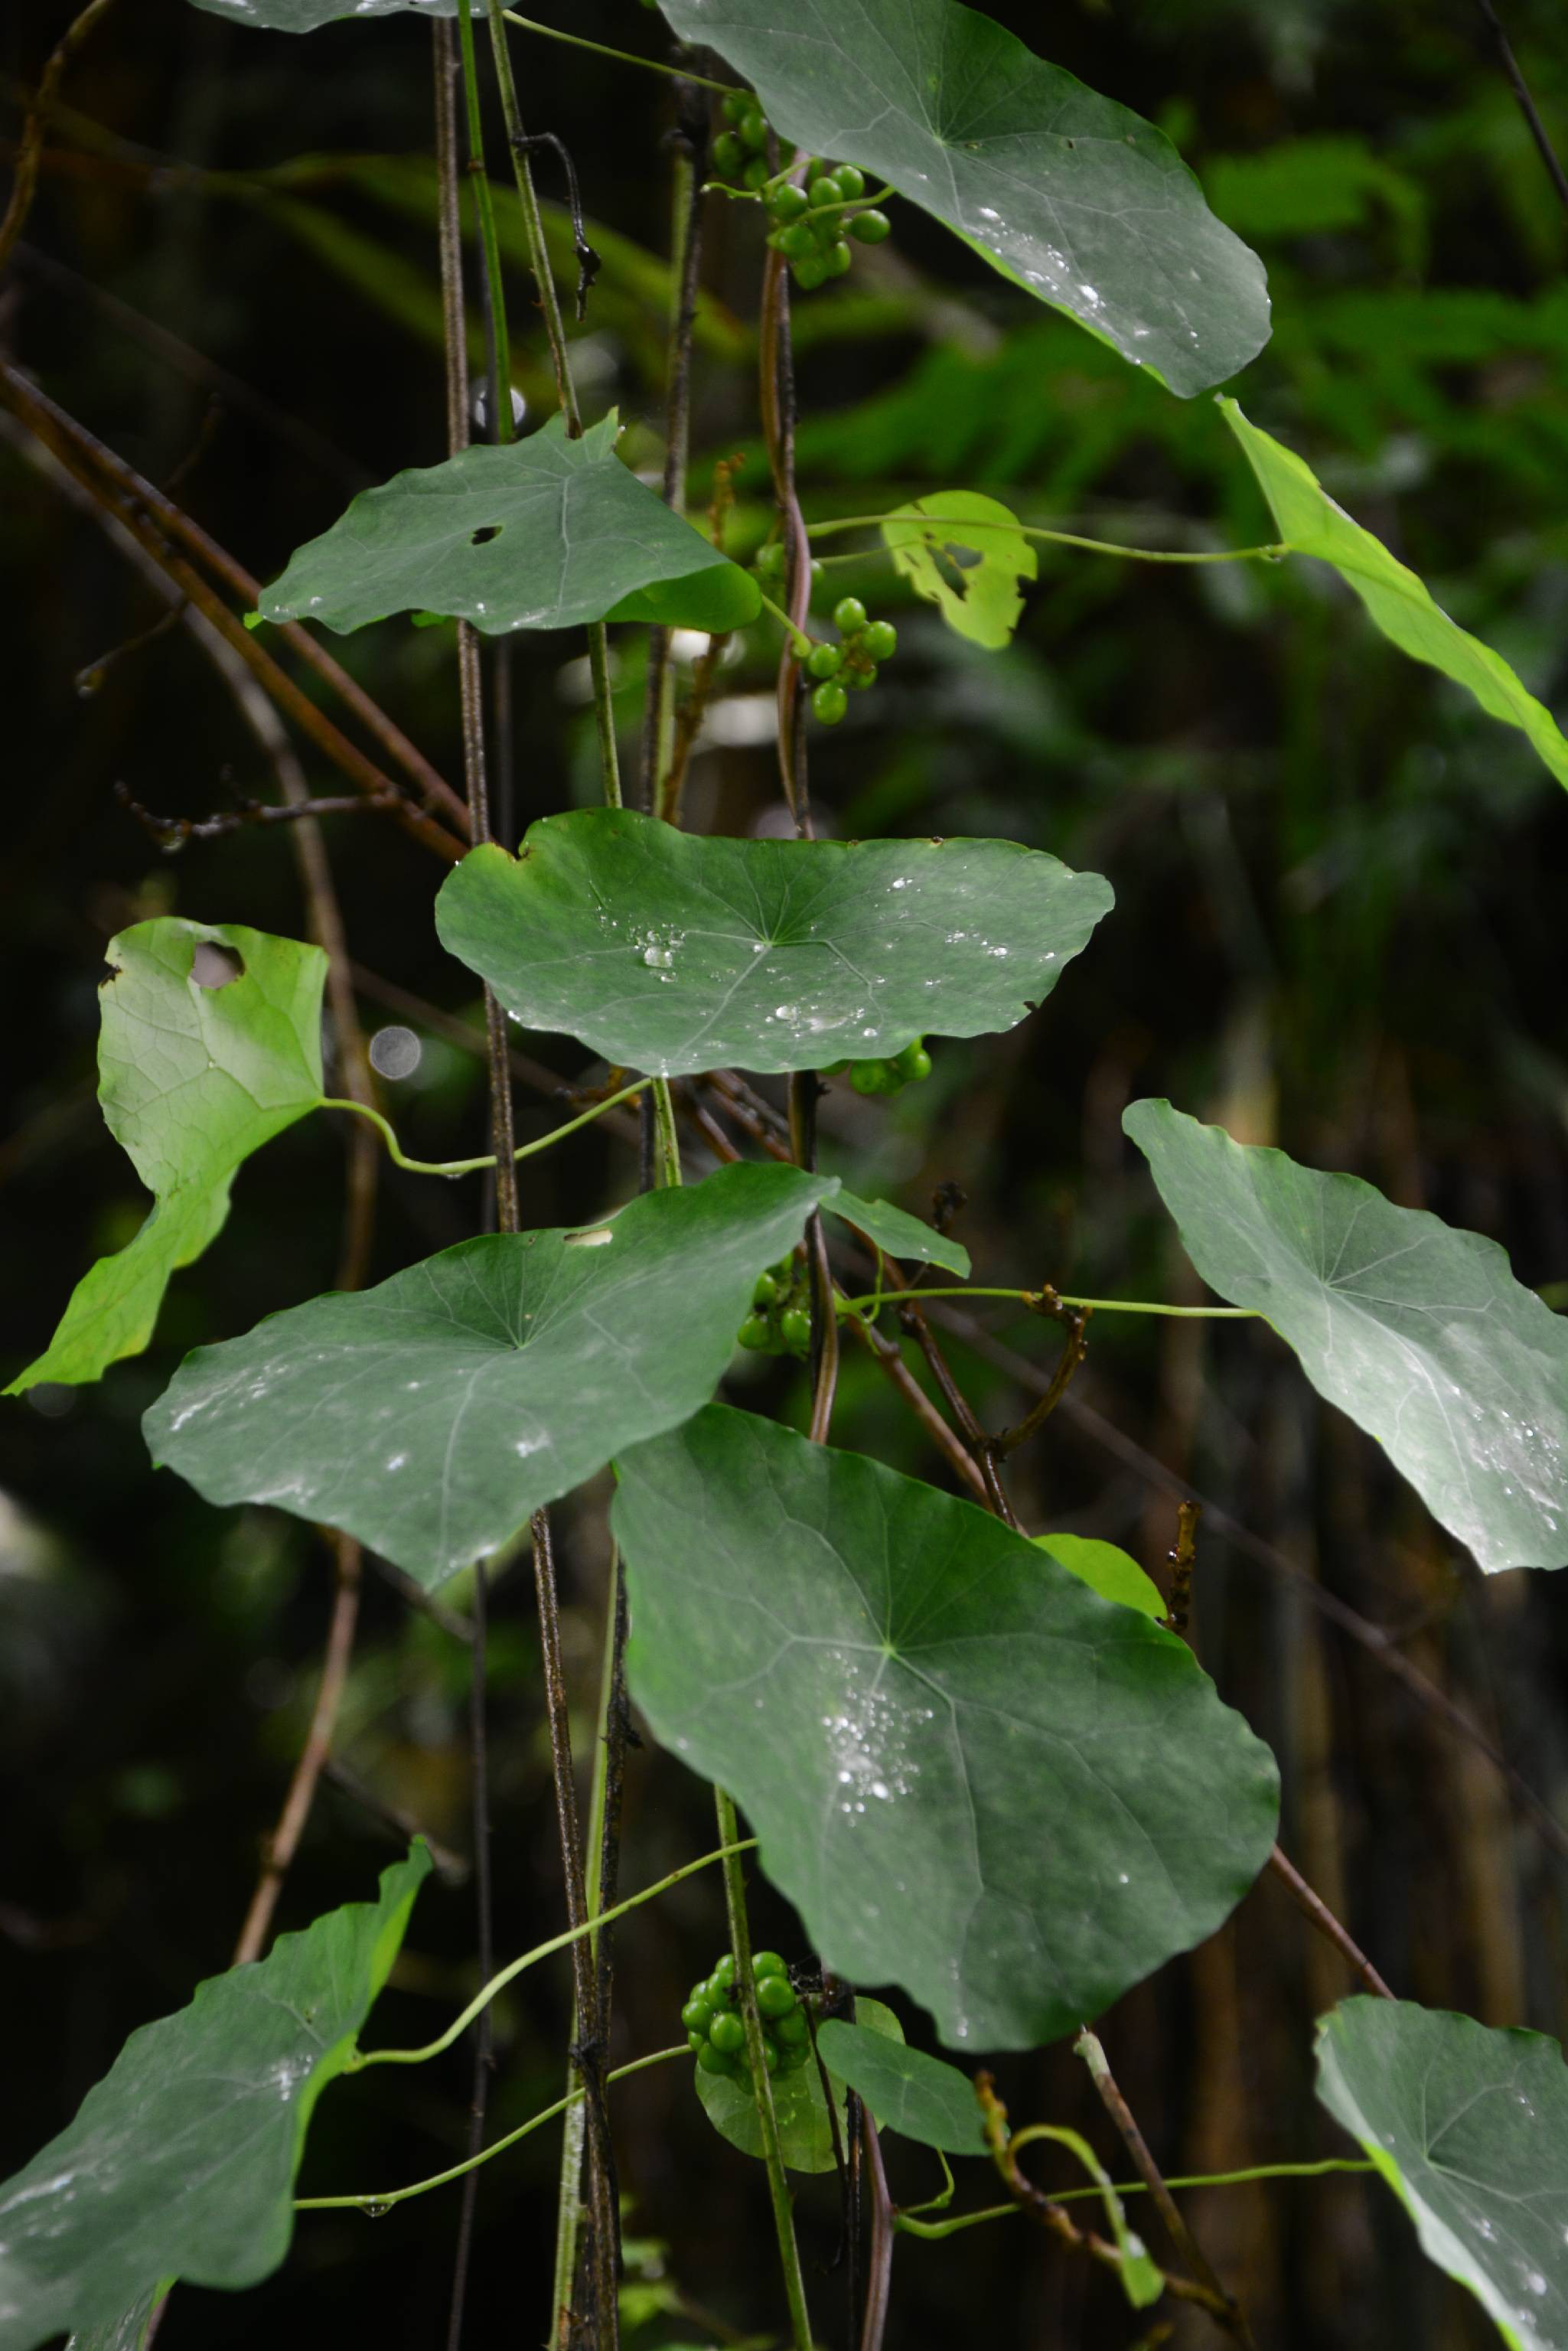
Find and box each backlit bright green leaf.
[695,1998,901,2173]
[1124,1101,1568,1574]
[881,493,1036,650]
[657,0,1270,396]
[1033,1534,1166,1620]
[259,413,760,637]
[435,812,1113,1079]
[1316,1998,1568,2350]
[813,2020,985,2154]
[145,1165,835,1589]
[615,1406,1280,2049]
[6,921,326,1395]
[0,1848,429,2351]
[1221,398,1568,790]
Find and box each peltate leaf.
[6,921,326,1394]
[145,1164,835,1588]
[187,0,458,23]
[881,493,1036,650]
[1316,1998,1568,2350]
[1034,1533,1166,1620]
[614,1406,1280,2049]
[813,2021,985,2154]
[259,413,759,637]
[826,1189,970,1278]
[0,1847,429,2351]
[435,811,1113,1078]
[1123,1101,1568,1574]
[1221,399,1568,790]
[696,1998,901,2173]
[657,0,1270,396]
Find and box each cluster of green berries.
[738,1254,812,1358]
[710,88,775,192]
[807,598,898,726]
[683,1949,813,2082]
[824,1036,933,1096]
[710,93,892,292]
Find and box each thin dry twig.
[1266,1844,1396,2002]
[0,0,121,273]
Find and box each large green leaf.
[6,921,327,1395]
[65,2289,166,2351]
[1220,399,1568,791]
[1123,1101,1568,1575]
[145,1165,834,1589]
[187,0,459,31]
[696,1998,901,2173]
[0,1848,429,2351]
[814,2020,986,2154]
[1316,1998,1568,2350]
[881,493,1037,651]
[259,414,759,637]
[657,0,1269,396]
[435,811,1113,1079]
[614,1406,1280,2050]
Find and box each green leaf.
[145,1165,835,1590]
[614,1407,1280,2050]
[1315,1997,1568,2350]
[1123,1101,1568,1575]
[1032,1534,1166,1621]
[880,493,1037,651]
[6,921,327,1395]
[696,1998,902,2174]
[65,2288,168,2351]
[259,413,760,637]
[435,811,1113,1079]
[657,0,1270,396]
[0,1848,429,2350]
[187,0,459,28]
[813,2021,985,2154]
[826,1190,970,1278]
[1220,398,1568,791]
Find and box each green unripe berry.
[768,181,810,223]
[777,220,818,262]
[687,2028,706,2055]
[751,1273,781,1310]
[806,155,833,184]
[851,1058,897,1097]
[861,618,898,662]
[682,1997,714,2036]
[849,207,892,245]
[696,2038,732,2075]
[711,1953,736,1990]
[756,1972,797,2017]
[792,253,830,291]
[833,163,866,200]
[712,131,746,179]
[751,1949,787,1978]
[742,156,772,191]
[805,642,843,680]
[846,661,878,690]
[832,596,869,634]
[810,172,845,207]
[737,1313,773,1351]
[811,680,847,725]
[709,2008,746,2056]
[774,2005,810,2046]
[754,540,786,582]
[823,240,853,278]
[761,2036,781,2072]
[738,107,769,152]
[779,1306,813,1356]
[893,1040,933,1084]
[721,89,752,126]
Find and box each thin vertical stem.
[858,2105,895,2351]
[1266,1843,1396,2000]
[714,1785,814,2351]
[640,83,707,814]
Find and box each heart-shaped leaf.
[7,921,327,1396]
[826,1190,970,1278]
[1316,1997,1568,2349]
[1034,1534,1166,1620]
[882,493,1037,650]
[259,413,759,638]
[813,2020,986,2154]
[435,811,1113,1078]
[145,1164,834,1589]
[696,1997,901,2173]
[614,1405,1280,2049]
[1124,1101,1568,1574]
[0,1847,429,2351]
[1221,399,1568,791]
[657,0,1270,396]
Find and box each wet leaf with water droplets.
[259,413,760,637]
[6,920,326,1396]
[0,1847,429,2350]
[696,1999,903,2173]
[186,0,461,33]
[1316,1998,1568,2350]
[655,0,1270,395]
[614,1406,1279,2050]
[435,811,1112,1078]
[1125,1101,1568,1573]
[145,1166,836,1589]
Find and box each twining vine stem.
[318,1077,654,1177]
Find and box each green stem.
[295,2046,686,2213]
[892,2159,1377,2241]
[455,0,514,445]
[317,1077,652,1177]
[713,1785,813,2351]
[839,1283,1257,1319]
[755,583,813,656]
[805,511,1291,567]
[351,1836,757,2071]
[501,9,732,93]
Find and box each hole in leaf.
[930,540,981,599]
[471,524,503,546]
[191,942,244,990]
[99,961,122,988]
